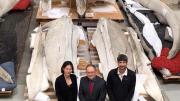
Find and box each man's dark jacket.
[79,76,106,101]
[107,68,136,101]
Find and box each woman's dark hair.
[117,54,128,62]
[61,61,74,74]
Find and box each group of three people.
[55,54,136,101]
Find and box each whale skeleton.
[92,18,165,101]
[26,16,83,100]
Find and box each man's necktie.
[89,81,94,95]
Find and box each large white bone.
[44,17,80,86]
[127,27,164,101]
[27,27,49,100]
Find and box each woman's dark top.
[55,74,77,101]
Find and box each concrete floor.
[0,1,38,101]
[0,1,180,101]
[160,82,180,101]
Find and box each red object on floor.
[152,48,180,74]
[13,0,31,10]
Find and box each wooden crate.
[36,0,79,22]
[36,1,124,23]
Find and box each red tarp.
[13,0,31,10]
[152,48,180,74]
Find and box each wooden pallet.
[85,2,124,20]
[36,0,78,21]
[163,75,180,83]
[87,28,100,65]
[77,33,91,70]
[87,27,105,77]
[0,90,13,97]
[36,1,124,23]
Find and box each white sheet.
[126,0,150,11]
[143,23,162,57]
[30,33,37,49]
[43,7,70,18]
[34,92,50,101]
[78,27,86,41]
[166,26,173,39]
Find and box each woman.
[55,61,77,101]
